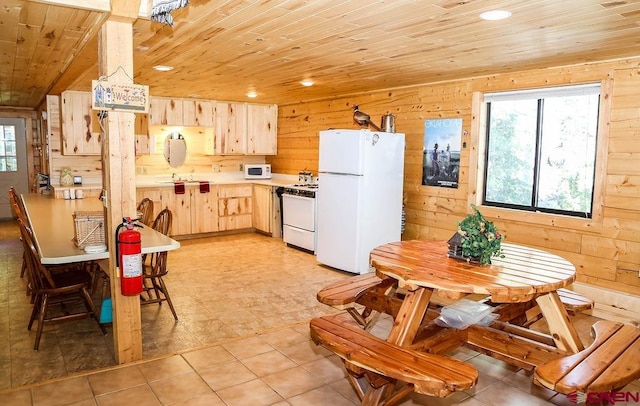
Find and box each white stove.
[282,183,318,253]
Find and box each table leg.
[536,291,584,353]
[362,287,433,405]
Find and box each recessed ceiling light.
[137,45,150,51]
[300,79,314,87]
[479,10,512,20]
[153,65,174,71]
[247,90,258,98]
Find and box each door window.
[0,124,17,172]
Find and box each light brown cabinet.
[207,102,277,155]
[61,91,101,155]
[150,97,214,127]
[192,185,219,234]
[247,103,277,155]
[183,99,214,127]
[213,102,247,155]
[218,184,252,231]
[149,97,183,126]
[136,184,219,236]
[252,184,272,234]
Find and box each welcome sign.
[91,80,149,113]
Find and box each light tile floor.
[1,220,639,405]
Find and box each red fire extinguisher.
[115,217,143,296]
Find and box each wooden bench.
[556,288,595,315]
[317,273,396,328]
[310,315,478,403]
[534,320,640,394]
[515,288,595,327]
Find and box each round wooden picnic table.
[370,240,576,303]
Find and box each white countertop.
[22,194,180,265]
[135,172,298,188]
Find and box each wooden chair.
[151,207,171,236]
[137,198,154,227]
[9,187,28,279]
[18,218,107,350]
[141,208,177,320]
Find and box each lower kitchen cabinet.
[252,184,272,234]
[192,185,219,234]
[136,185,219,236]
[218,184,252,231]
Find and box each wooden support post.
[98,18,142,364]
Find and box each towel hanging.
[151,0,189,26]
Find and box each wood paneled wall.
[271,58,640,296]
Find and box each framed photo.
[422,118,462,188]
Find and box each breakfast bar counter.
[21,193,180,265]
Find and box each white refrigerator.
[316,129,405,274]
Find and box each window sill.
[476,204,603,234]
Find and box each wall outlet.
[212,164,220,172]
[239,164,244,171]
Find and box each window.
[483,84,600,218]
[0,124,18,172]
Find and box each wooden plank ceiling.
[2,0,640,108]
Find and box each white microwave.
[245,164,272,179]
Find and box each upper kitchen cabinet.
[214,102,247,155]
[61,91,101,155]
[149,97,183,126]
[247,103,277,155]
[149,97,214,127]
[207,102,278,155]
[183,99,214,127]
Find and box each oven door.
[282,193,316,231]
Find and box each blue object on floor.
[99,297,112,323]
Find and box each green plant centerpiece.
[454,205,505,265]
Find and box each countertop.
[135,173,298,188]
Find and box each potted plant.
[449,205,504,265]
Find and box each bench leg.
[536,291,584,353]
[362,287,434,405]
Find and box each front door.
[0,118,28,219]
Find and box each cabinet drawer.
[218,185,252,198]
[218,197,252,216]
[219,214,252,231]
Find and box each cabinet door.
[61,91,101,155]
[150,97,183,126]
[134,115,153,156]
[161,186,192,236]
[252,184,272,234]
[218,184,252,230]
[192,184,219,233]
[246,104,277,155]
[183,99,214,127]
[215,102,247,154]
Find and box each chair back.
[152,208,172,236]
[8,187,28,223]
[17,218,56,291]
[137,198,154,227]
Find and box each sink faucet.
[172,173,177,180]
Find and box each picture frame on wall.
[422,118,462,188]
